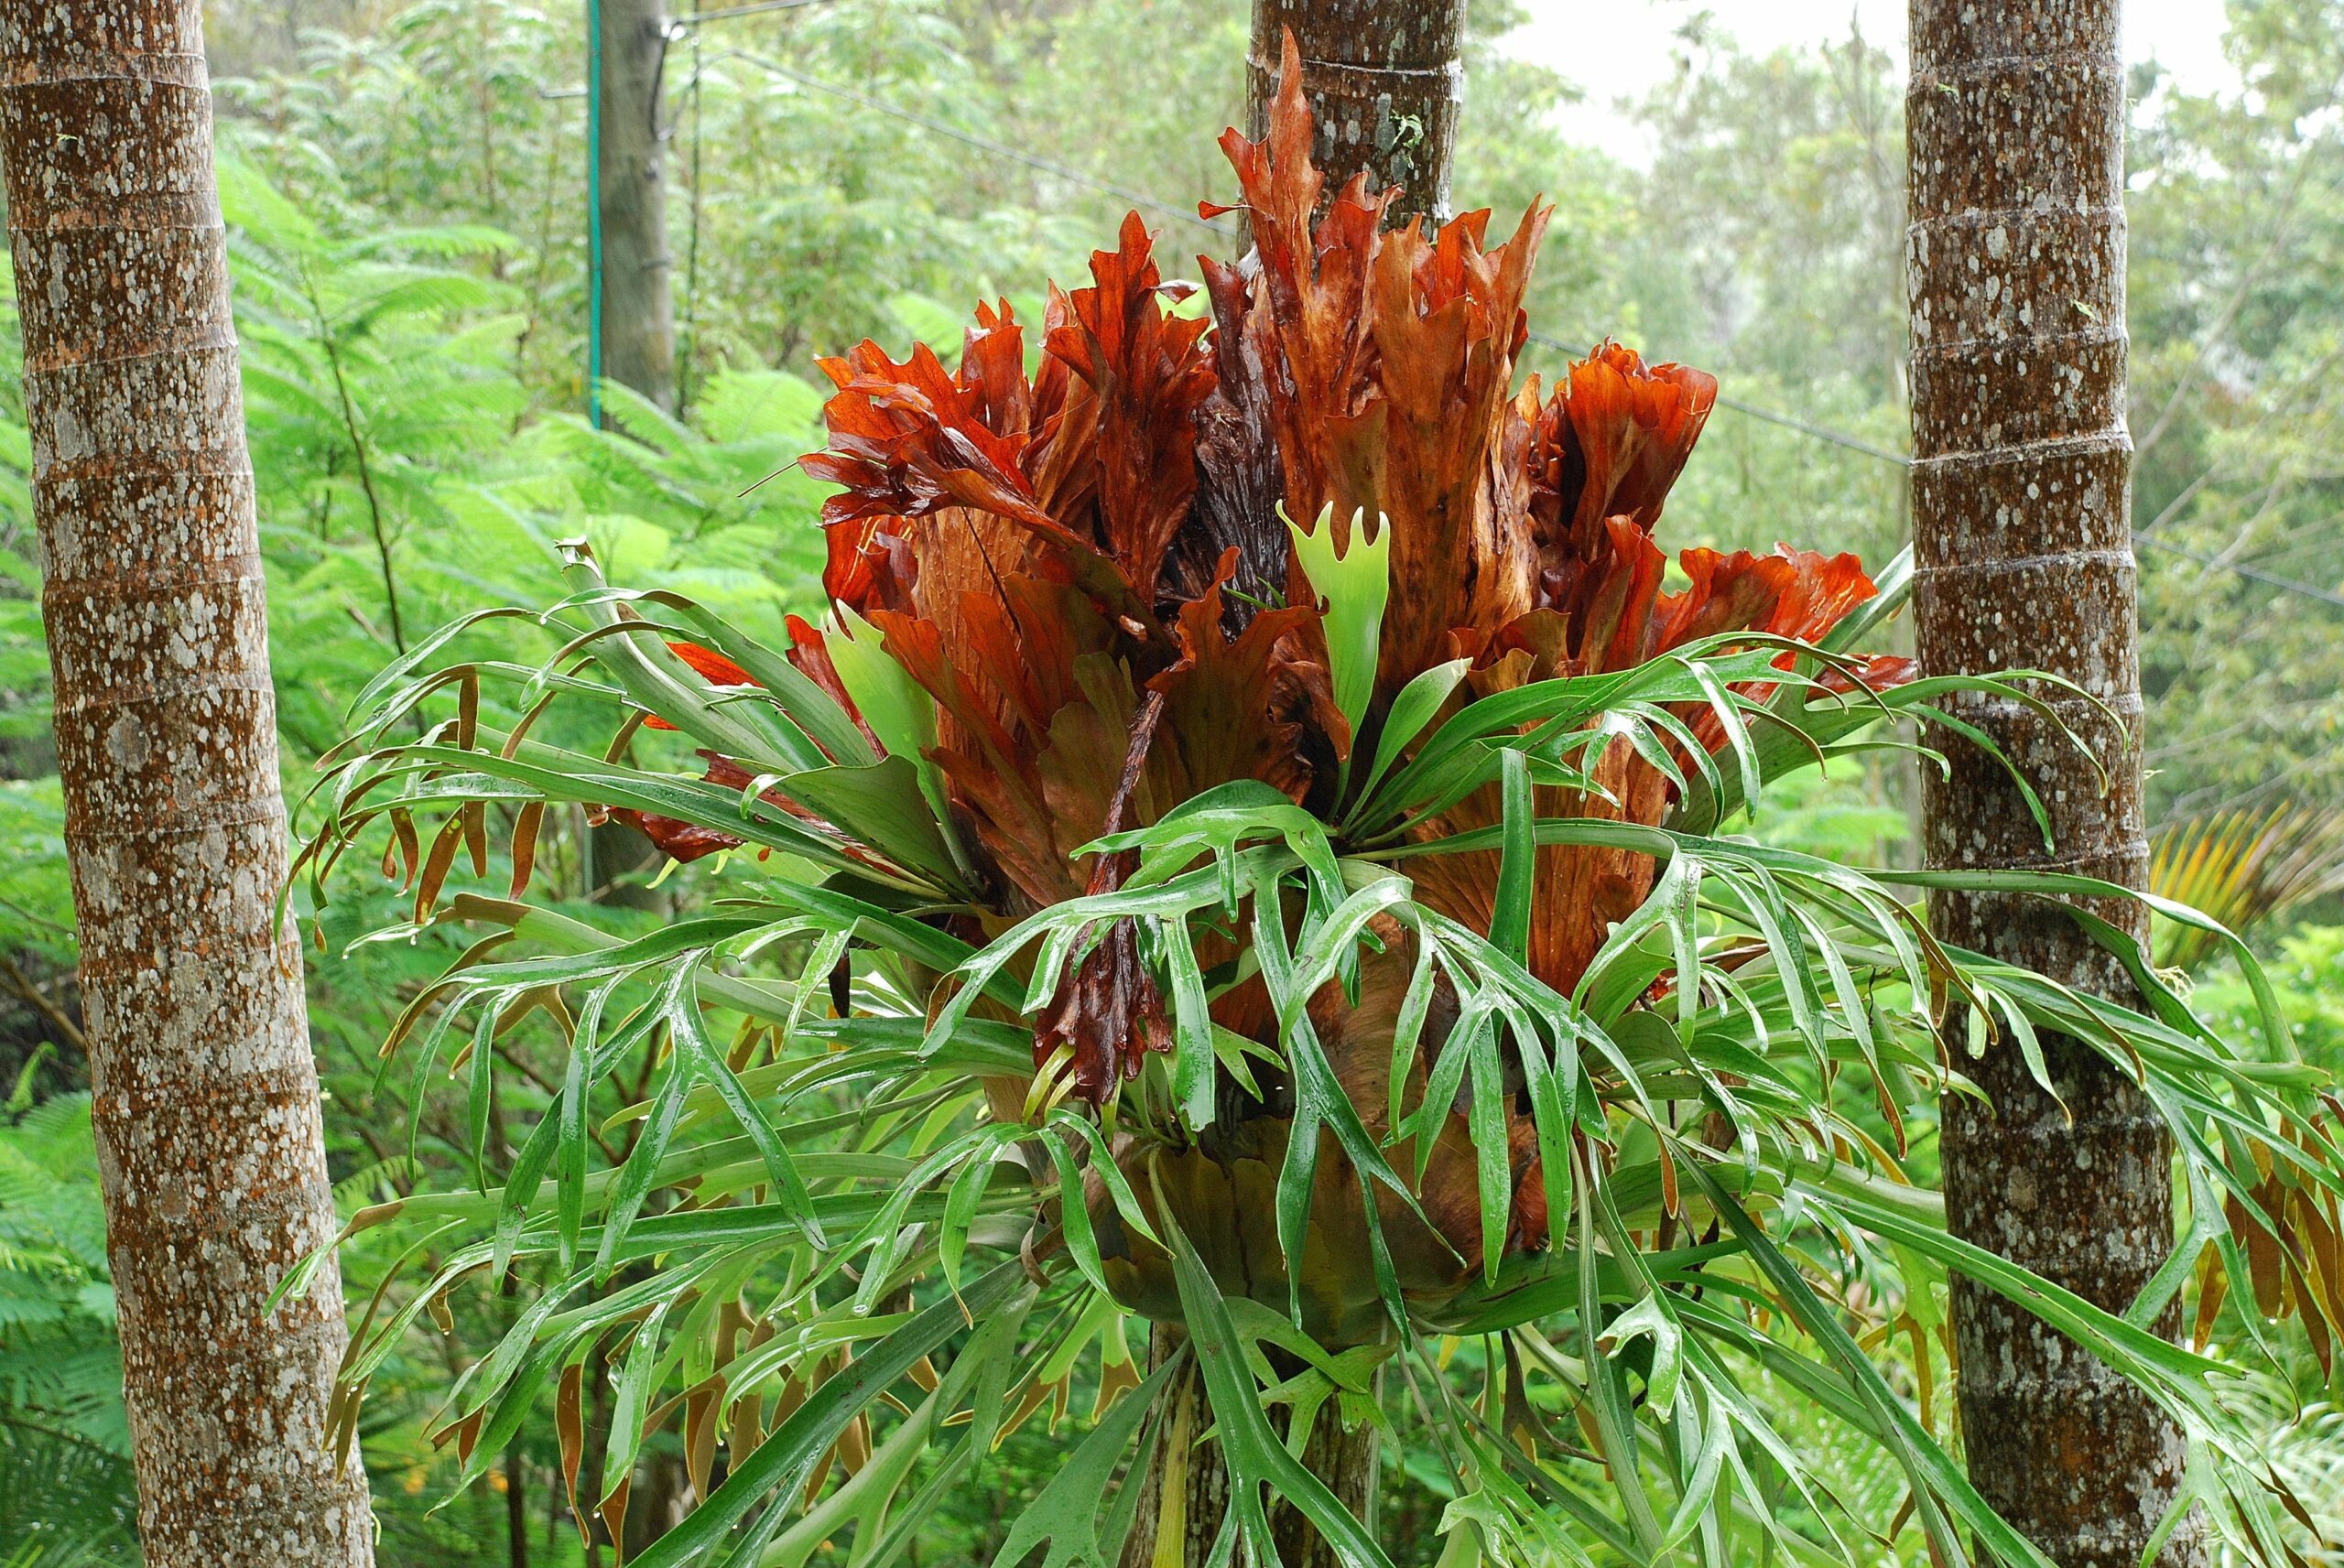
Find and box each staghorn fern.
[289,44,2344,1568]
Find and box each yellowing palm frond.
[2152,804,2344,968]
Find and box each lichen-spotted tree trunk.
[595,0,675,416]
[1122,1326,1381,1568]
[1121,10,1467,1565]
[0,2,374,1563]
[1245,0,1465,223]
[1907,3,2203,1564]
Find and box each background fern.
[0,1094,136,1567]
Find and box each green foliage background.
[0,0,2338,1563]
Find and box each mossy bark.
[1907,3,2203,1563]
[1117,1332,1378,1568]
[1244,0,1466,223]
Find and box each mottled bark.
[1269,1387,1378,1568]
[596,0,675,414]
[1906,3,2201,1563]
[1118,1350,1226,1568]
[0,4,374,1564]
[1245,0,1465,223]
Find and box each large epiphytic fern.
[288,40,2344,1568]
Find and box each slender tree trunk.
[0,4,374,1564]
[621,1445,690,1558]
[1245,0,1466,222]
[506,1440,531,1568]
[595,0,675,414]
[1118,1334,1379,1568]
[1906,4,2202,1564]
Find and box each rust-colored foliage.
[614,35,1907,1294]
[642,640,753,732]
[767,30,1908,1105]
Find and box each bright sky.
[1503,0,2239,165]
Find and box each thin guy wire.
[2135,536,2344,610]
[723,48,1237,241]
[672,0,839,24]
[1524,329,1915,466]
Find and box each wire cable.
[2136,536,2344,610]
[1525,329,1915,467]
[672,0,839,27]
[722,48,1237,241]
[1525,328,2341,609]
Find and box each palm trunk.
[1119,1350,1227,1568]
[0,3,374,1563]
[1272,1385,1378,1568]
[1906,4,2202,1563]
[1245,0,1466,223]
[595,0,676,416]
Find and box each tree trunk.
[0,4,374,1564]
[506,1437,531,1568]
[1119,1351,1226,1568]
[581,0,678,1019]
[621,1446,690,1559]
[1245,0,1466,223]
[1906,5,2202,1565]
[1122,16,1460,1557]
[1270,1386,1377,1568]
[594,0,675,415]
[1118,1333,1378,1568]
